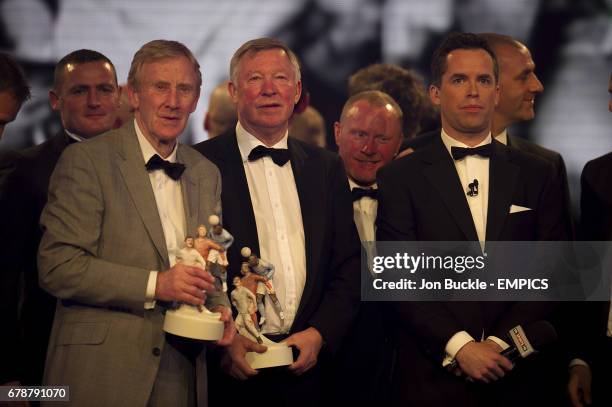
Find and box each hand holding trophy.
[162,230,226,341]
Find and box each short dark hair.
[54,49,118,91]
[349,63,429,138]
[0,52,30,104]
[430,32,499,87]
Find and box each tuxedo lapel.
[486,141,519,241]
[288,138,320,320]
[421,138,479,241]
[177,145,199,237]
[116,124,169,267]
[220,133,259,256]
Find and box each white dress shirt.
[349,178,377,244]
[236,123,306,334]
[134,120,187,309]
[439,130,511,360]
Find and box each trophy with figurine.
[162,216,231,341]
[230,247,293,369]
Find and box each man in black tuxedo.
[377,32,567,406]
[567,74,612,407]
[0,49,120,386]
[401,35,574,238]
[193,38,360,406]
[0,51,30,387]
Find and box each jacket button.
[152,347,161,356]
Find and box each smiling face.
[493,42,543,132]
[129,56,199,148]
[430,49,499,144]
[334,99,402,186]
[229,48,301,143]
[49,60,120,138]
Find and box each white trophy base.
[163,305,224,341]
[245,335,293,369]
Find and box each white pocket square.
[509,204,532,214]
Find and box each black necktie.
[451,144,492,160]
[145,154,185,180]
[248,145,290,166]
[352,187,378,202]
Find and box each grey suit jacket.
[38,122,228,406]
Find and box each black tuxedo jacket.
[0,131,73,384]
[193,131,361,352]
[575,152,612,369]
[404,129,575,238]
[377,135,567,406]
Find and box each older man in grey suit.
[38,40,233,406]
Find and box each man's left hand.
[211,305,236,346]
[285,327,323,375]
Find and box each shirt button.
[152,347,161,356]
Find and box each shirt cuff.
[445,331,475,359]
[145,270,158,309]
[569,358,590,369]
[486,335,510,351]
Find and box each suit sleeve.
[307,157,361,354]
[0,152,28,383]
[38,145,151,312]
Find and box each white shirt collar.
[494,129,508,146]
[236,122,289,163]
[134,119,178,164]
[348,178,377,190]
[440,128,492,157]
[64,129,86,143]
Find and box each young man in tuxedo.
[376,32,567,406]
[567,74,612,407]
[0,49,120,387]
[194,37,360,406]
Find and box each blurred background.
[1,0,611,211]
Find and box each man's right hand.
[568,365,592,407]
[220,334,267,380]
[155,263,216,305]
[455,341,513,383]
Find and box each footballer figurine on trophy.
[242,247,285,327]
[206,215,234,292]
[229,247,293,369]
[231,276,263,344]
[162,235,224,340]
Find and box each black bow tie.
[451,144,492,160]
[352,187,378,202]
[248,145,290,166]
[145,154,185,180]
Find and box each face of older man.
[494,43,543,130]
[50,60,120,138]
[229,49,301,143]
[334,99,402,186]
[430,49,499,145]
[129,56,199,148]
[0,90,21,139]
